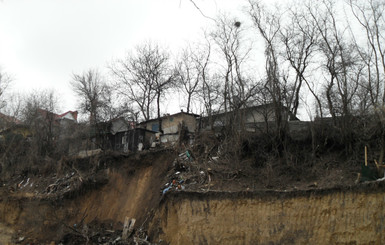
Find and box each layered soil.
[151,183,385,244]
[0,150,175,244]
[0,148,382,244]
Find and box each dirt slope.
[70,151,173,226]
[0,223,14,245]
[151,183,385,244]
[0,150,175,243]
[0,148,383,244]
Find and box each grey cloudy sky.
[0,0,247,113]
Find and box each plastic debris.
[186,150,192,161]
[23,178,30,188]
[162,186,171,195]
[114,236,121,242]
[18,180,24,188]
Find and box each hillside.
[0,132,382,245]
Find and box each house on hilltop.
[105,117,155,152]
[199,103,299,132]
[77,117,156,154]
[139,111,199,144]
[0,112,21,129]
[0,113,30,139]
[0,109,79,155]
[57,111,78,125]
[0,109,78,138]
[36,109,78,125]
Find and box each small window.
[122,136,126,144]
[169,117,174,122]
[152,123,159,132]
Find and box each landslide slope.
[0,149,175,243]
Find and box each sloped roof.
[0,112,21,125]
[200,103,299,121]
[37,109,78,122]
[57,111,78,121]
[140,111,200,124]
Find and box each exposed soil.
[0,223,14,245]
[151,182,385,244]
[0,149,176,244]
[0,142,373,244]
[161,149,361,193]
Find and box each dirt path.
[0,223,14,245]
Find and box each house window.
[169,117,174,122]
[122,135,126,144]
[151,123,159,132]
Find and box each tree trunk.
[157,91,162,133]
[187,93,191,113]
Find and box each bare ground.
[0,145,369,244]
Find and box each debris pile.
[5,166,108,200]
[17,177,32,189]
[161,150,213,194]
[58,219,152,245]
[44,172,80,195]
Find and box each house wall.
[110,119,129,134]
[108,129,155,152]
[144,130,155,148]
[11,127,31,138]
[145,122,159,132]
[145,114,197,134]
[160,134,179,144]
[245,107,275,124]
[162,114,197,134]
[61,113,75,121]
[200,106,291,131]
[201,108,274,131]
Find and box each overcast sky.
[0,0,251,114]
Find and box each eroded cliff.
[151,185,385,244]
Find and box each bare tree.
[279,3,322,117]
[248,1,289,152]
[349,0,385,106]
[210,14,257,134]
[195,39,222,129]
[71,69,111,124]
[0,69,12,110]
[110,42,174,132]
[21,90,60,157]
[348,0,385,161]
[175,46,203,113]
[212,15,250,110]
[109,48,155,122]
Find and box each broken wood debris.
[122,217,136,240]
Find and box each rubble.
[0,142,369,244]
[56,220,153,245]
[161,149,212,194]
[122,217,135,241]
